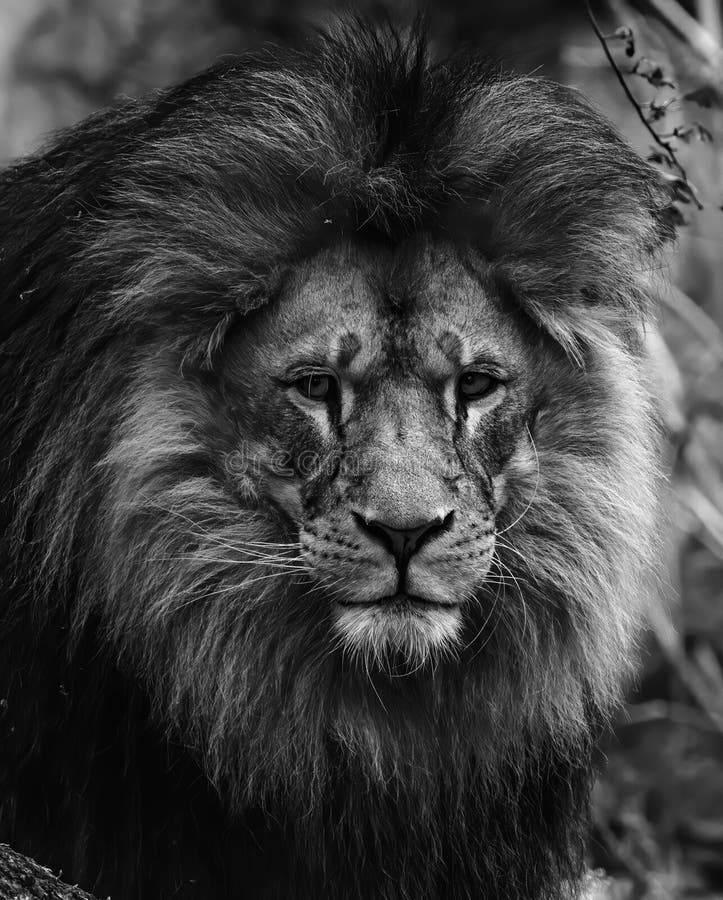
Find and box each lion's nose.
[353,511,454,573]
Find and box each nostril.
[352,510,455,572]
[351,512,377,541]
[438,509,455,533]
[354,514,397,558]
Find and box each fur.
[0,20,671,900]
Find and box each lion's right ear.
[0,98,144,338]
[1,153,87,373]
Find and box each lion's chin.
[333,594,463,669]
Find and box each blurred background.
[0,2,721,897]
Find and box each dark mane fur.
[0,20,670,900]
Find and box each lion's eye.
[295,373,333,401]
[458,371,496,401]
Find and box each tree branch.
[0,844,99,900]
[585,0,704,209]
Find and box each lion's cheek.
[263,475,304,521]
[493,432,539,519]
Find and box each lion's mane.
[0,21,671,900]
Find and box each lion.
[0,20,672,900]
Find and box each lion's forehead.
[246,237,528,381]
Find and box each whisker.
[493,535,532,569]
[171,570,308,611]
[148,555,306,570]
[464,581,504,659]
[136,492,302,556]
[496,426,540,536]
[493,552,530,645]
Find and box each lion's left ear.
[492,167,677,363]
[494,257,671,366]
[508,289,657,365]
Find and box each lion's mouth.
[336,592,459,609]
[333,592,464,659]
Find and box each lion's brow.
[336,331,362,368]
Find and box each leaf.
[682,87,720,110]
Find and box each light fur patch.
[334,602,462,669]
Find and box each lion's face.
[222,235,539,666]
